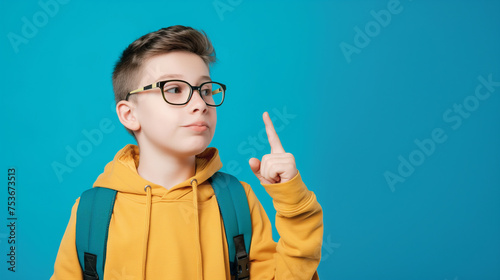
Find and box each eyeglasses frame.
[125,79,226,107]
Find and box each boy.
[51,25,323,279]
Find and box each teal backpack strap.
[210,172,252,280]
[76,187,117,280]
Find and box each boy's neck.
[136,145,196,190]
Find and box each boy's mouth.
[186,126,208,132]
[183,121,209,132]
[184,121,209,127]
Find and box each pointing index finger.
[263,111,285,153]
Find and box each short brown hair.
[112,25,216,136]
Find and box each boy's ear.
[116,100,141,132]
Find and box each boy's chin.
[189,145,210,156]
[176,143,210,157]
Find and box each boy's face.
[128,51,217,157]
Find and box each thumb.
[249,158,275,185]
[249,158,261,176]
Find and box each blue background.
[1,0,500,279]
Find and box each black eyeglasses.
[125,80,226,107]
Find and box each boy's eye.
[165,86,182,94]
[200,84,213,96]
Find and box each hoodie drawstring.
[142,185,152,280]
[191,178,203,280]
[141,180,202,280]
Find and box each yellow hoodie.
[51,144,323,279]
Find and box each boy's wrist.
[260,171,311,207]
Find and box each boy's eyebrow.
[155,74,212,83]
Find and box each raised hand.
[249,112,298,184]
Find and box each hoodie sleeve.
[242,171,323,280]
[50,198,84,280]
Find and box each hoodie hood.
[93,144,222,196]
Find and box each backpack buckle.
[83,252,99,280]
[233,235,249,280]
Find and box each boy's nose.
[189,89,208,112]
